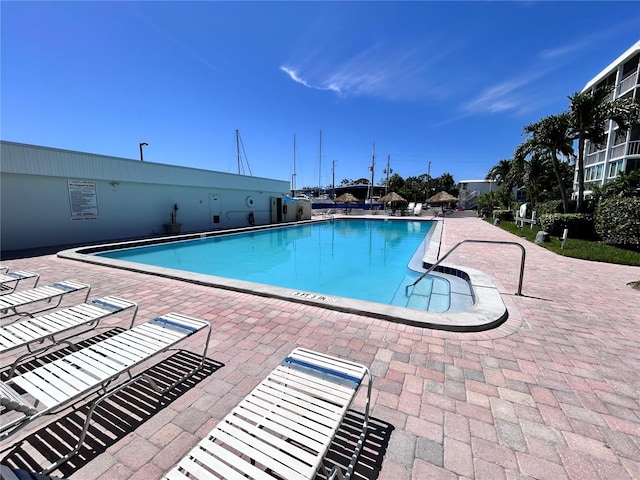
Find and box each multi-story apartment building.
[576,40,640,196]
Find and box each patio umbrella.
[379,192,407,204]
[427,191,458,204]
[334,193,359,203]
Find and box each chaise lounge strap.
[89,298,130,313]
[150,316,198,334]
[282,356,362,388]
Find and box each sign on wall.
[68,180,99,220]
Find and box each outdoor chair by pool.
[404,202,415,215]
[0,280,90,321]
[0,269,40,295]
[163,347,372,480]
[0,312,211,474]
[414,203,423,216]
[0,295,138,378]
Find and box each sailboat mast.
[368,142,375,202]
[292,134,297,196]
[332,160,336,200]
[234,129,253,176]
[318,130,322,190]
[236,129,241,175]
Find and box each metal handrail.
[405,239,526,297]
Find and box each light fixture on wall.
[110,181,120,187]
[139,142,148,161]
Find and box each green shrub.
[535,200,563,216]
[539,213,595,239]
[492,209,514,221]
[533,199,588,214]
[594,197,640,246]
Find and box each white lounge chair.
[404,202,415,215]
[413,203,423,216]
[0,312,211,474]
[163,347,372,480]
[0,295,138,378]
[0,280,90,321]
[0,269,40,295]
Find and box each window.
[608,160,623,178]
[585,165,604,182]
[585,167,594,182]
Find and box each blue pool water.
[98,219,459,312]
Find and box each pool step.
[406,276,451,312]
[390,271,475,313]
[391,274,451,313]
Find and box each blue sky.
[2,2,638,188]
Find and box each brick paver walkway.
[1,215,638,479]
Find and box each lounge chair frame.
[0,295,138,378]
[0,270,40,295]
[163,347,372,480]
[0,280,91,322]
[0,312,211,474]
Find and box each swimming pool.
[95,219,470,313]
[59,216,509,330]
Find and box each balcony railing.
[609,144,626,159]
[618,72,638,96]
[628,140,640,156]
[585,150,606,165]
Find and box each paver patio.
[1,214,638,480]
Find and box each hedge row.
[529,199,596,215]
[538,213,595,239]
[492,210,514,221]
[594,197,640,246]
[534,200,564,216]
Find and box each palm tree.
[516,114,575,213]
[520,151,547,205]
[568,86,640,211]
[485,159,514,187]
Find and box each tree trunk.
[576,136,585,212]
[551,154,570,213]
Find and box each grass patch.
[486,219,640,266]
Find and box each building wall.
[0,141,290,253]
[457,180,497,209]
[576,41,640,195]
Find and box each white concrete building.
[577,40,640,196]
[457,179,497,209]
[0,141,293,254]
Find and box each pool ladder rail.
[406,239,526,297]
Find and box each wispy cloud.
[280,66,311,88]
[457,31,610,120]
[538,39,591,60]
[280,66,340,94]
[460,66,552,119]
[280,43,452,101]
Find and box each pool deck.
[1,213,639,479]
